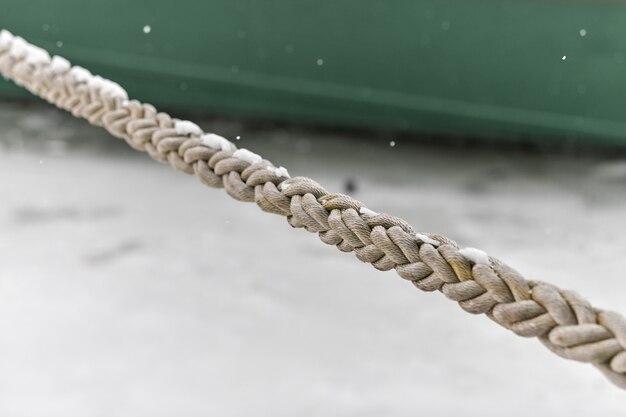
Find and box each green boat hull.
[2,0,626,144]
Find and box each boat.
[2,0,626,144]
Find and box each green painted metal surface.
[2,1,626,144]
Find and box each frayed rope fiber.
[1,30,625,391]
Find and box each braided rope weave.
[1,31,625,391]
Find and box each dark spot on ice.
[14,207,79,223]
[344,178,357,194]
[14,206,122,224]
[83,240,142,265]
[463,165,511,194]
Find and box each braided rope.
[1,30,625,391]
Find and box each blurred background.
[1,1,626,416]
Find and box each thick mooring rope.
[1,30,625,391]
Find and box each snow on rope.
[1,30,625,391]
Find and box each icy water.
[0,101,625,416]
